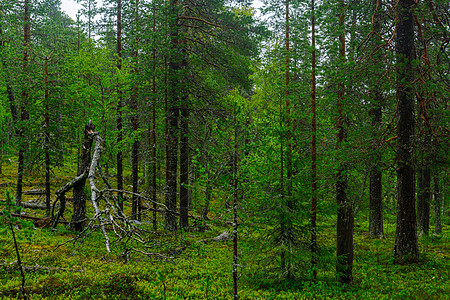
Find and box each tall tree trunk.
[16,0,31,208]
[71,122,95,231]
[369,0,384,238]
[179,22,189,228]
[44,58,51,217]
[434,173,442,234]
[116,0,124,211]
[415,12,433,238]
[165,0,180,231]
[417,166,431,236]
[369,96,383,237]
[232,113,239,300]
[151,3,158,231]
[310,0,318,281]
[336,0,354,285]
[280,0,293,279]
[394,0,419,260]
[131,0,140,221]
[179,100,189,228]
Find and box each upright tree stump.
[70,121,95,232]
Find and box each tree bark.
[131,0,140,221]
[151,3,158,232]
[179,17,189,228]
[70,122,95,231]
[417,166,431,236]
[16,0,31,209]
[336,0,354,285]
[369,97,383,238]
[394,0,418,260]
[434,173,442,234]
[180,103,189,229]
[44,58,51,217]
[310,0,318,280]
[368,0,384,238]
[116,0,124,211]
[165,0,180,231]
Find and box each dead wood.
[22,189,45,195]
[1,261,84,273]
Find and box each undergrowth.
[0,162,449,299]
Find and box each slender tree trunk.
[179,102,189,228]
[369,96,383,237]
[179,21,189,228]
[394,0,419,260]
[417,166,431,236]
[232,113,238,300]
[369,0,384,238]
[336,0,354,285]
[434,173,442,234]
[415,14,433,238]
[165,0,180,231]
[71,122,95,231]
[116,0,124,211]
[44,58,51,217]
[131,0,140,221]
[280,0,293,279]
[16,0,31,208]
[310,0,318,281]
[201,177,212,220]
[151,3,158,231]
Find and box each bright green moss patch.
[0,219,448,299]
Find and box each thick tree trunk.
[336,0,354,285]
[70,122,95,231]
[394,0,418,260]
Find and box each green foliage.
[0,214,448,299]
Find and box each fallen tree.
[51,123,171,257]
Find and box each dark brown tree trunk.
[369,0,384,238]
[151,3,158,232]
[434,173,442,234]
[44,58,51,217]
[116,0,124,211]
[165,0,180,231]
[16,0,31,208]
[394,0,418,260]
[417,166,431,236]
[131,0,140,221]
[336,0,354,285]
[232,117,238,300]
[369,95,383,237]
[201,177,212,220]
[71,122,95,231]
[179,102,189,229]
[280,0,293,279]
[310,0,318,281]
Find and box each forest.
[0,0,449,299]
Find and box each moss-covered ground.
[0,160,448,299]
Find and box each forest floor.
[0,160,449,299]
